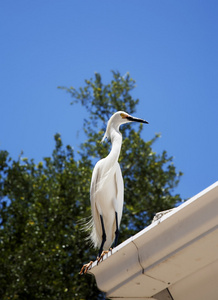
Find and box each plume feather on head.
[101,132,107,143]
[101,128,110,143]
[101,115,113,142]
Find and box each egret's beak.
[126,115,149,124]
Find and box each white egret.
[80,111,148,274]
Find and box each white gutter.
[88,181,218,299]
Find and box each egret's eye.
[120,113,128,119]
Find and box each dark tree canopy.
[0,71,182,299]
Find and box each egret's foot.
[97,248,113,264]
[79,261,93,275]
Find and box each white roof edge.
[88,181,218,297]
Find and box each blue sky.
[1,1,218,201]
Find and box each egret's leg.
[98,215,106,257]
[114,211,119,247]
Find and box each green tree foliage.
[0,71,182,299]
[0,136,101,299]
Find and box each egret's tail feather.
[77,215,92,233]
[80,217,101,249]
[88,218,102,249]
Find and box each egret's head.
[102,111,148,142]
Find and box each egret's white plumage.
[88,111,148,255]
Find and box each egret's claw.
[79,261,93,275]
[97,248,113,264]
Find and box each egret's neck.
[108,128,122,163]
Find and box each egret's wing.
[114,163,124,225]
[89,162,102,248]
[90,163,99,214]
